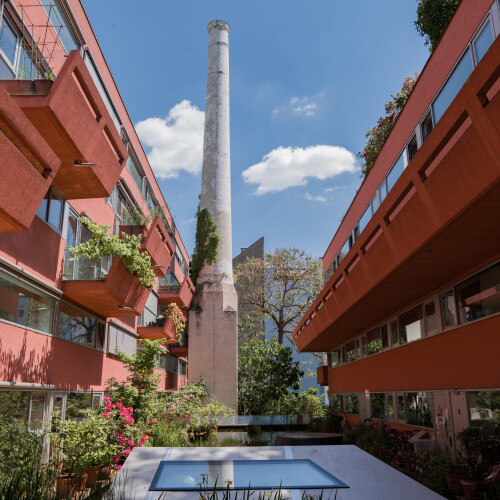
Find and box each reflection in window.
[57,302,105,349]
[65,392,92,421]
[328,350,340,369]
[371,393,385,419]
[0,16,17,66]
[441,292,457,327]
[407,135,418,163]
[126,155,144,192]
[41,0,79,53]
[390,320,399,346]
[17,45,41,79]
[0,270,54,333]
[457,263,500,323]
[337,239,350,266]
[467,390,500,429]
[424,301,437,333]
[180,360,187,376]
[386,155,404,193]
[345,339,359,363]
[399,305,423,344]
[36,188,64,232]
[366,327,382,355]
[358,206,371,235]
[387,395,394,419]
[405,392,433,428]
[432,49,473,124]
[0,391,29,420]
[421,112,433,143]
[30,393,45,429]
[474,21,493,64]
[330,393,342,412]
[344,393,359,414]
[397,395,405,420]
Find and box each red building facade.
[0,1,192,423]
[294,0,500,452]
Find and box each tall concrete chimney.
[188,20,238,411]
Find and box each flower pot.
[444,468,464,495]
[460,479,486,499]
[156,317,166,327]
[84,466,100,487]
[56,474,88,496]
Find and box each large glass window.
[424,301,437,334]
[405,392,433,428]
[17,45,41,79]
[337,239,350,266]
[467,391,500,429]
[421,112,433,143]
[432,49,473,123]
[473,21,493,64]
[387,395,394,419]
[0,391,29,420]
[328,350,340,369]
[358,206,371,236]
[390,319,399,346]
[386,154,405,193]
[329,393,342,412]
[345,339,359,363]
[0,16,18,67]
[164,353,179,374]
[398,305,423,344]
[365,327,382,355]
[441,291,457,327]
[65,392,92,421]
[57,302,105,349]
[344,393,359,414]
[36,188,64,232]
[126,155,144,192]
[0,270,55,333]
[42,0,79,53]
[457,263,500,324]
[371,393,386,419]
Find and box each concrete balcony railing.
[169,330,188,358]
[62,256,150,317]
[137,316,179,344]
[0,86,60,231]
[0,50,128,200]
[159,275,195,309]
[294,35,500,352]
[119,216,175,277]
[316,365,329,386]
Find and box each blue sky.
[82,0,430,260]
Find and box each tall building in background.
[0,0,193,423]
[294,0,500,452]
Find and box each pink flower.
[124,449,131,456]
[116,431,123,436]
[113,454,121,464]
[103,412,110,419]
[128,440,134,446]
[115,465,122,471]
[128,407,133,413]
[141,435,148,442]
[138,442,144,447]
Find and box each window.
[0,15,18,75]
[441,291,457,327]
[421,111,433,143]
[337,239,350,266]
[328,350,340,369]
[180,359,187,376]
[387,395,395,419]
[0,269,55,333]
[365,327,382,356]
[398,305,423,344]
[344,394,359,414]
[324,262,334,284]
[329,393,342,412]
[164,353,179,374]
[381,324,389,349]
[456,262,500,323]
[386,154,404,193]
[473,20,493,64]
[65,392,92,421]
[139,291,158,328]
[424,301,437,334]
[64,210,112,280]
[41,0,79,53]
[358,206,371,235]
[432,49,473,124]
[405,392,433,428]
[378,182,387,204]
[126,154,144,192]
[345,339,359,363]
[397,395,405,421]
[407,135,418,163]
[0,391,29,421]
[467,390,500,429]
[371,193,379,215]
[371,393,386,419]
[36,188,64,232]
[390,319,399,346]
[57,301,105,349]
[29,393,46,429]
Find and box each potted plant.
[156,314,166,327]
[458,427,496,499]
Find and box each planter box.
[1,50,128,200]
[62,257,150,317]
[120,216,174,276]
[159,275,195,308]
[0,85,60,231]
[316,365,329,386]
[137,316,178,343]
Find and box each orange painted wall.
[328,315,500,393]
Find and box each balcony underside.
[137,318,178,343]
[0,86,60,231]
[1,51,127,200]
[159,276,195,309]
[295,35,500,352]
[169,346,188,358]
[62,258,150,318]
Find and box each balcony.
[294,36,500,352]
[62,256,150,318]
[0,50,127,200]
[119,216,174,277]
[0,86,60,231]
[158,275,195,309]
[168,330,188,358]
[137,316,179,344]
[316,365,328,386]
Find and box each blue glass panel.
[337,239,349,264]
[358,206,371,235]
[150,460,349,491]
[48,195,63,231]
[386,154,404,193]
[41,0,79,53]
[0,19,17,64]
[474,21,493,64]
[432,49,473,124]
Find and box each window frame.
[440,288,458,330]
[36,187,65,234]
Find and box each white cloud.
[324,185,347,193]
[242,145,357,195]
[135,100,204,179]
[273,96,318,117]
[305,192,327,203]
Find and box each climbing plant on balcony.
[69,216,156,289]
[164,303,185,342]
[357,74,419,178]
[190,204,220,285]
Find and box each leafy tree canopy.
[238,338,304,415]
[415,0,460,51]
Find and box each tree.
[238,338,304,415]
[234,248,323,346]
[414,0,460,52]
